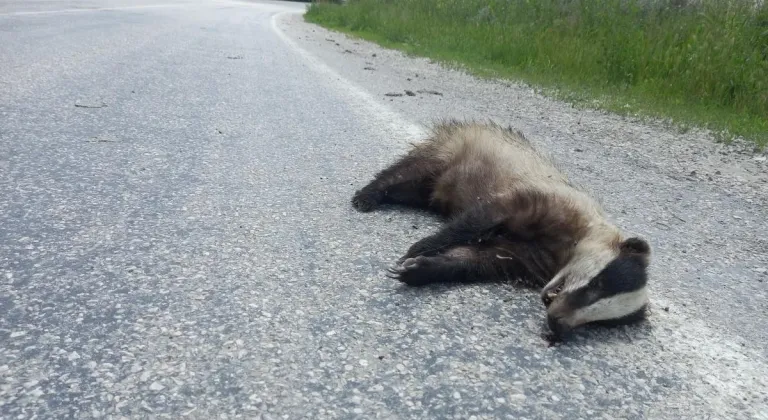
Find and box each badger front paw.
[351,188,383,212]
[400,237,439,262]
[387,256,437,286]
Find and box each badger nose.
[547,315,571,338]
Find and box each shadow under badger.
[352,120,651,339]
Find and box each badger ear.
[620,237,650,256]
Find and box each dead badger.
[352,120,651,339]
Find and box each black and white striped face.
[541,237,651,338]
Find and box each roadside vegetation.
[306,0,768,148]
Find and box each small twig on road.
[75,101,107,109]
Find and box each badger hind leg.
[352,146,444,212]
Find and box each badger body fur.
[352,120,651,338]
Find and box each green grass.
[305,0,768,148]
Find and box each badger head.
[540,236,651,339]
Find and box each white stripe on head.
[559,245,617,293]
[570,287,649,325]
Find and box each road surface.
[1,0,767,418]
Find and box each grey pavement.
[1,0,767,419]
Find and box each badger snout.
[546,314,573,338]
[543,292,582,340]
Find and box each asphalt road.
[1,0,767,419]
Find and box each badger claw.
[400,257,421,269]
[387,257,421,275]
[387,257,428,285]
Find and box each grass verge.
[305,0,768,149]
